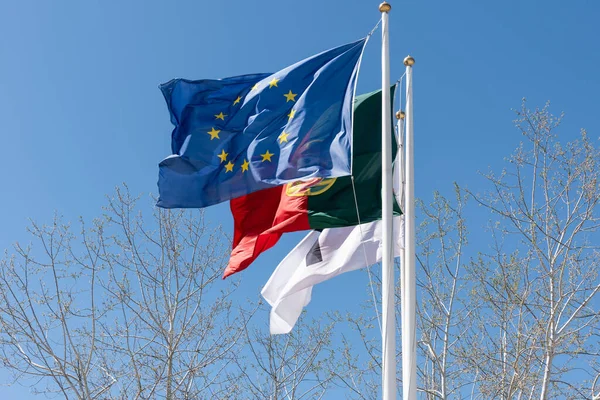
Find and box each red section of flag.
[224,185,311,278]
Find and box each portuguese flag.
[224,87,401,278]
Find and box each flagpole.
[395,108,406,368]
[402,54,416,400]
[379,2,396,400]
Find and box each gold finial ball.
[404,55,415,66]
[379,2,391,13]
[396,110,405,120]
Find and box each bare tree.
[326,307,385,400]
[0,186,245,399]
[332,101,600,399]
[416,186,475,399]
[235,307,337,400]
[0,215,115,399]
[467,100,600,399]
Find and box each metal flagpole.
[395,108,406,373]
[402,54,416,400]
[379,2,396,400]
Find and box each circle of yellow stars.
[207,74,299,175]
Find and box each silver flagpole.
[379,2,396,400]
[402,54,416,400]
[395,108,406,383]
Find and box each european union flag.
[157,39,366,208]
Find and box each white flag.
[261,217,404,334]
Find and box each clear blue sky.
[1,0,599,397]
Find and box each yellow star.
[269,78,279,88]
[215,112,227,120]
[224,161,234,172]
[217,149,228,163]
[260,150,274,162]
[233,96,242,105]
[283,90,297,102]
[241,159,249,173]
[278,132,289,144]
[288,109,296,120]
[251,83,260,91]
[207,127,221,140]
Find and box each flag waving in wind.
[262,217,404,334]
[157,39,367,209]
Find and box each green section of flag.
[307,87,401,229]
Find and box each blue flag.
[157,38,366,208]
